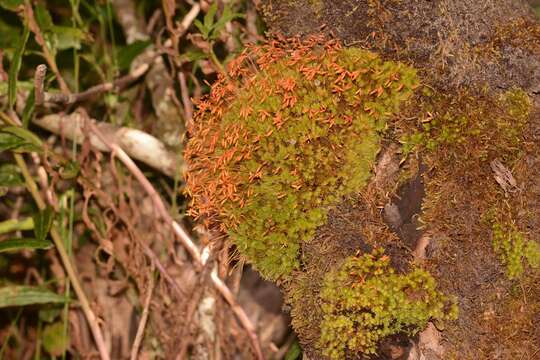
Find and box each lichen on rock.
[185,36,418,280]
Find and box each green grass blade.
[22,89,35,128]
[0,217,34,234]
[0,238,52,252]
[0,286,67,308]
[8,23,30,110]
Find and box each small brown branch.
[111,0,149,45]
[88,122,264,360]
[175,265,212,360]
[130,271,155,360]
[178,2,201,37]
[178,72,194,124]
[34,62,151,106]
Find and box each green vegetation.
[401,88,530,158]
[492,221,540,280]
[186,38,418,280]
[318,249,458,358]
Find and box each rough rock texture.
[260,0,540,92]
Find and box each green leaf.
[35,3,54,32]
[8,23,29,110]
[116,40,151,71]
[211,6,244,40]
[33,207,54,241]
[0,132,27,153]
[536,7,540,18]
[22,89,35,128]
[0,17,22,50]
[193,19,210,40]
[43,322,69,356]
[284,340,302,360]
[0,286,66,308]
[52,26,87,50]
[0,238,52,252]
[1,126,43,147]
[0,163,24,187]
[0,0,23,11]
[0,217,33,234]
[204,2,218,34]
[39,307,62,323]
[0,80,33,97]
[0,126,43,153]
[184,49,208,62]
[59,160,80,180]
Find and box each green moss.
[186,38,418,280]
[318,249,457,358]
[401,88,530,158]
[491,221,540,280]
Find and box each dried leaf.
[490,159,518,195]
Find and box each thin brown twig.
[178,2,201,37]
[175,263,213,360]
[87,121,265,360]
[178,72,194,123]
[34,62,151,106]
[130,270,155,360]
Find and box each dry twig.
[130,271,155,360]
[34,63,151,106]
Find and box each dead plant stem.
[130,271,155,360]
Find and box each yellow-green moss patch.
[491,220,540,280]
[318,249,457,358]
[186,37,418,280]
[401,88,530,159]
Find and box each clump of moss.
[401,88,530,159]
[185,36,418,280]
[491,221,540,280]
[318,249,457,359]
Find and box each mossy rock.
[185,34,540,358]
